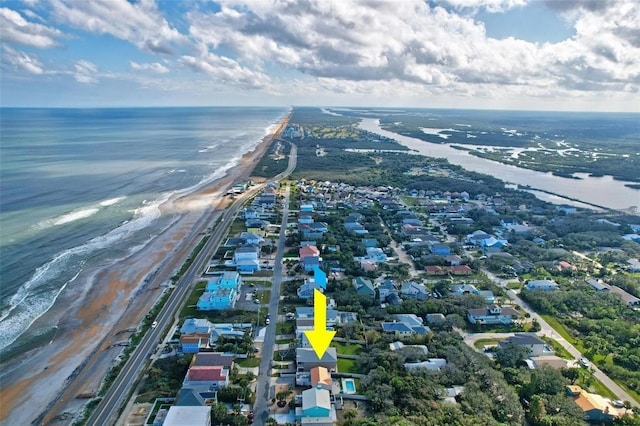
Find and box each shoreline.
[0,113,290,426]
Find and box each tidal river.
[359,118,640,212]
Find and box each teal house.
[353,277,375,298]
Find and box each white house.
[525,279,559,291]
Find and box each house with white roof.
[525,279,559,291]
[163,406,211,426]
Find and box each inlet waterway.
[359,118,640,212]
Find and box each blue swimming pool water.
[344,379,356,393]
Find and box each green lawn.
[540,336,572,359]
[334,342,363,356]
[179,281,207,319]
[337,358,359,374]
[540,314,587,353]
[236,358,261,368]
[591,381,617,400]
[277,322,295,335]
[506,281,522,290]
[473,338,502,350]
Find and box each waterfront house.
[206,272,241,291]
[197,287,238,310]
[191,352,234,370]
[163,406,211,426]
[180,318,214,334]
[183,366,229,390]
[233,245,260,273]
[180,334,210,353]
[240,232,263,245]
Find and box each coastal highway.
[86,141,297,426]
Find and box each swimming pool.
[342,378,356,394]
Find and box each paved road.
[87,140,297,425]
[483,268,639,408]
[253,183,291,426]
[89,183,261,425]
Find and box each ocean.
[0,107,288,356]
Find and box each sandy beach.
[0,115,289,426]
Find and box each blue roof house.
[197,288,238,310]
[313,266,327,289]
[207,272,241,291]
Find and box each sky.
[0,0,639,111]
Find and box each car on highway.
[265,318,270,325]
[151,321,158,329]
[578,357,590,368]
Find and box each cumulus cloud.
[130,61,169,74]
[73,59,98,83]
[439,0,528,13]
[1,44,46,74]
[184,0,639,98]
[49,0,184,54]
[0,7,64,48]
[179,51,272,90]
[2,0,638,108]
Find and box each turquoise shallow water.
[0,107,287,352]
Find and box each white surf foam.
[99,196,126,207]
[0,193,167,351]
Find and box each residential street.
[482,268,639,408]
[253,183,291,426]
